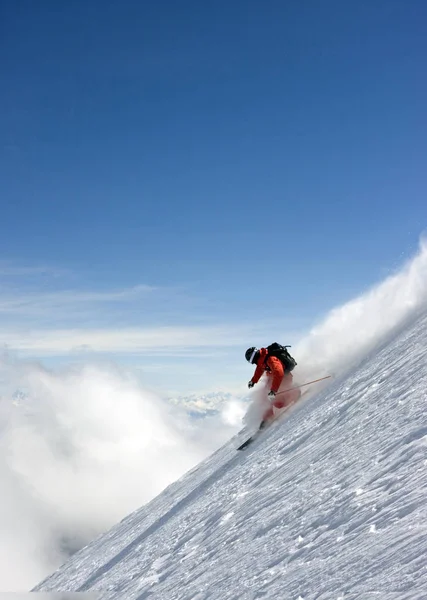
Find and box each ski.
[236,434,257,451]
[236,409,287,450]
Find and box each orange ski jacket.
[250,348,285,393]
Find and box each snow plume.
[294,237,427,384]
[0,361,235,591]
[242,238,427,427]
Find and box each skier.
[245,345,301,424]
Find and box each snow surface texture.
[33,246,427,598]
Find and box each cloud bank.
[0,361,237,591]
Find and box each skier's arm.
[251,363,264,385]
[268,357,284,393]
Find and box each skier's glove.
[268,390,276,400]
[248,380,255,389]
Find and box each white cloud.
[0,264,302,359]
[0,262,304,368]
[0,285,155,316]
[0,261,68,277]
[0,360,237,590]
[0,323,291,357]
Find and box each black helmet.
[245,347,258,364]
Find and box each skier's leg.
[274,372,301,409]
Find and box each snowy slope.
[34,309,427,599]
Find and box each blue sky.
[1,0,426,394]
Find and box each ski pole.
[275,375,332,396]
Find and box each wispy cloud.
[0,285,155,316]
[0,261,163,330]
[0,261,68,277]
[0,262,303,362]
[0,262,305,398]
[0,323,293,357]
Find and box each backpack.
[265,342,297,372]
